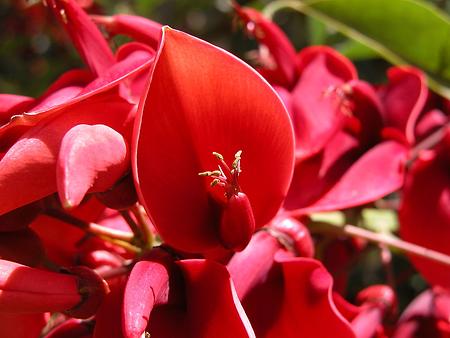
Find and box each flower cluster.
[0,1,449,338]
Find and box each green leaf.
[265,0,450,98]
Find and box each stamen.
[199,150,244,199]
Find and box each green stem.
[130,204,154,249]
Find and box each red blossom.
[133,27,294,253]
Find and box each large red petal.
[134,27,294,253]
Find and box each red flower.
[93,249,255,338]
[228,217,355,338]
[133,27,294,253]
[0,0,156,214]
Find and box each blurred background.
[1,0,448,97]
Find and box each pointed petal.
[285,131,360,211]
[379,67,428,144]
[57,124,129,209]
[288,140,408,214]
[92,14,162,50]
[234,5,298,88]
[123,253,172,338]
[47,0,115,75]
[134,27,294,253]
[292,46,357,160]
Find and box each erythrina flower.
[227,216,356,338]
[133,27,294,254]
[0,0,156,215]
[284,74,414,214]
[234,4,357,161]
[234,5,412,213]
[92,248,255,338]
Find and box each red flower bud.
[220,192,255,252]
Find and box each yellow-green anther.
[198,171,212,176]
[212,152,224,160]
[211,179,220,187]
[232,150,242,169]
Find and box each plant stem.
[119,209,143,240]
[130,204,154,249]
[44,208,135,243]
[310,222,450,267]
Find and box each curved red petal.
[284,131,360,211]
[134,27,294,253]
[57,124,129,209]
[234,5,298,88]
[123,253,172,338]
[290,140,408,214]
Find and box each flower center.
[198,150,243,199]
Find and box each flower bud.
[219,192,255,252]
